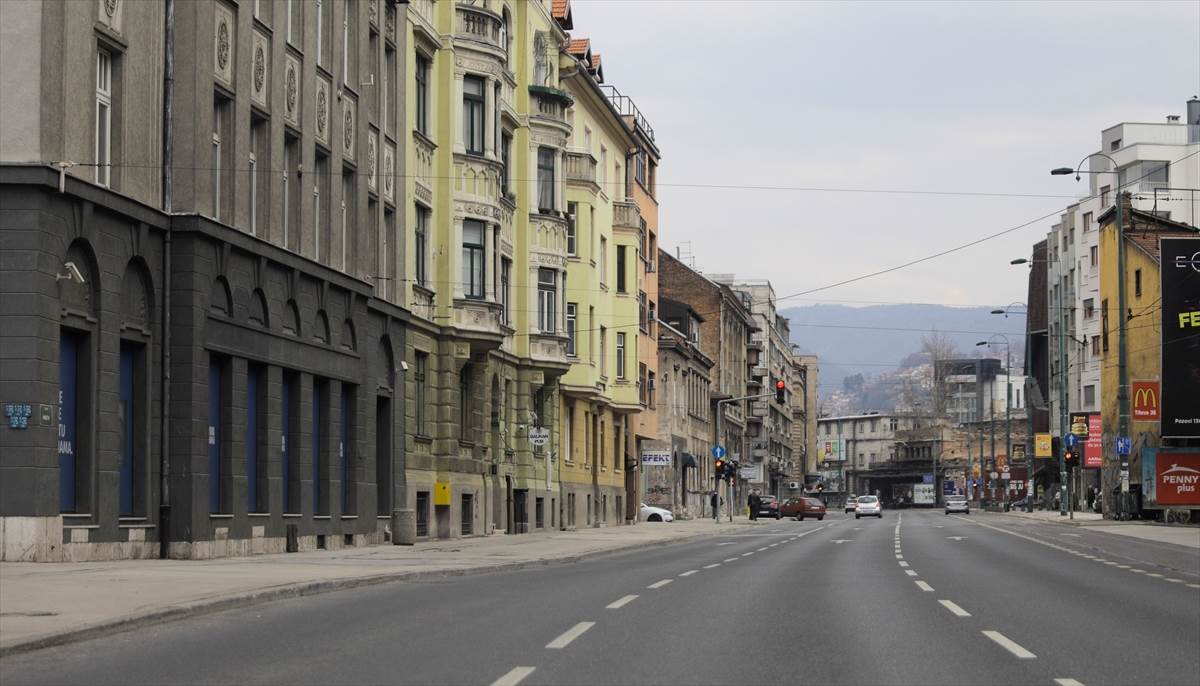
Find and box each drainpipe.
[158,0,174,559]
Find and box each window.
[638,363,648,405]
[462,219,485,298]
[95,50,113,187]
[415,491,429,536]
[1090,245,1098,268]
[616,246,627,293]
[314,152,330,262]
[463,75,485,155]
[459,365,472,441]
[616,333,626,379]
[461,494,473,535]
[537,147,556,211]
[599,237,608,287]
[635,150,646,188]
[538,268,556,333]
[414,55,429,136]
[501,133,512,196]
[212,97,226,220]
[384,44,396,135]
[317,0,329,66]
[501,258,512,325]
[1083,299,1095,319]
[1100,185,1111,206]
[415,205,429,286]
[566,303,577,355]
[284,135,300,249]
[588,306,595,362]
[1091,335,1100,357]
[341,171,354,271]
[1110,139,1121,151]
[250,118,269,237]
[599,146,607,190]
[600,327,608,377]
[1101,298,1110,352]
[1134,268,1142,297]
[566,202,577,255]
[638,291,648,332]
[342,0,356,86]
[1084,385,1096,407]
[414,352,429,436]
[1082,212,1092,231]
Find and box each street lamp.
[977,336,1012,511]
[1051,152,1129,519]
[993,303,1034,510]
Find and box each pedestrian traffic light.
[775,379,786,405]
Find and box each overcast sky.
[572,0,1200,313]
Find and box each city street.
[2,511,1196,686]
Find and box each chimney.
[1189,96,1200,143]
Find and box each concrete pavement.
[993,509,1200,548]
[0,517,750,655]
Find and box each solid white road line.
[648,579,673,589]
[546,622,595,649]
[905,570,919,577]
[492,666,536,686]
[1054,679,1085,686]
[982,630,1037,659]
[769,543,779,548]
[679,570,699,577]
[1116,564,1130,569]
[938,599,971,617]
[606,595,639,609]
[915,581,934,592]
[703,563,721,569]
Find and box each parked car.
[945,495,970,515]
[754,495,781,519]
[855,495,883,519]
[780,497,826,521]
[639,503,674,523]
[845,495,859,513]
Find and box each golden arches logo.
[1132,382,1160,420]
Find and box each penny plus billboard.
[1161,237,1200,438]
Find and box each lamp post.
[1052,154,1128,517]
[993,304,1032,509]
[977,335,1012,511]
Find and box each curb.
[0,526,736,658]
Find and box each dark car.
[780,497,826,521]
[754,495,781,519]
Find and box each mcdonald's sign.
[1132,381,1160,422]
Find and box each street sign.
[1065,433,1079,449]
[528,427,550,447]
[1115,436,1132,456]
[711,445,726,459]
[990,471,999,480]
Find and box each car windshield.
[858,496,878,504]
[948,496,966,502]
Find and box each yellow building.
[1098,197,1197,510]
[557,37,640,527]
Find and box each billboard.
[1161,237,1200,438]
[1142,450,1200,507]
[1069,413,1091,438]
[1084,414,1102,468]
[641,449,672,507]
[1035,433,1052,458]
[822,439,846,462]
[1131,381,1160,421]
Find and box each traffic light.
[775,379,786,405]
[1064,449,1077,467]
[714,458,725,479]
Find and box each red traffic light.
[775,380,785,390]
[775,379,786,405]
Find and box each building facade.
[1,0,411,560]
[792,354,819,484]
[658,300,714,518]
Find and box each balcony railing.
[411,0,435,28]
[413,132,435,202]
[456,4,504,54]
[613,199,640,228]
[529,85,571,126]
[565,151,597,185]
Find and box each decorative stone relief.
[368,0,378,26]
[385,4,396,41]
[284,55,301,125]
[382,143,395,202]
[315,76,331,145]
[367,131,378,192]
[342,97,356,161]
[213,3,235,86]
[251,30,270,108]
[455,57,500,76]
[98,0,123,32]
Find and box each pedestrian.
[711,491,720,522]
[748,491,760,521]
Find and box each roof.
[566,38,590,57]
[589,53,603,83]
[552,0,573,29]
[1098,198,1199,262]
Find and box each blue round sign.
[711,445,726,459]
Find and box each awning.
[680,453,697,469]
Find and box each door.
[119,343,136,516]
[376,396,391,516]
[58,334,79,513]
[282,376,291,512]
[513,489,528,533]
[247,366,260,512]
[208,360,222,513]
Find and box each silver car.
[945,496,969,515]
[855,495,882,518]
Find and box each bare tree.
[921,330,960,419]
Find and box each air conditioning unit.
[788,482,800,490]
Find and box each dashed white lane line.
[1188,583,1200,589]
[1165,578,1184,583]
[915,581,934,592]
[1054,679,1085,686]
[769,543,779,548]
[1146,573,1164,578]
[982,630,1037,659]
[724,557,738,563]
[757,546,769,552]
[648,579,673,589]
[606,595,639,609]
[492,666,536,686]
[905,570,919,577]
[899,561,910,568]
[679,570,698,577]
[1131,569,1146,574]
[896,555,904,560]
[546,622,595,649]
[938,599,971,617]
[703,563,721,569]
[1116,564,1130,569]
[742,552,755,557]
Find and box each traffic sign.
[528,427,550,447]
[1115,436,1132,456]
[1065,433,1079,449]
[711,445,726,459]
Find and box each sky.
[570,0,1200,312]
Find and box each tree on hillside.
[921,331,960,418]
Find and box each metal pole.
[1058,267,1068,516]
[716,398,723,522]
[1005,343,1011,511]
[1115,193,1130,513]
[1025,329,1034,510]
[989,386,995,504]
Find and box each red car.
[780,496,826,521]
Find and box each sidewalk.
[0,518,749,656]
[990,509,1200,549]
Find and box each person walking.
[748,491,760,522]
[711,491,720,522]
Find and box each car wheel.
[965,510,970,515]
[877,513,883,518]
[797,515,804,521]
[648,514,661,522]
[855,514,861,519]
[818,515,824,521]
[775,512,781,520]
[945,510,949,515]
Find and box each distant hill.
[781,303,1027,401]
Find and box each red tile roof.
[567,38,590,57]
[552,0,573,29]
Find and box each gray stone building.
[657,300,714,519]
[0,0,410,560]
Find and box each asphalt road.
[2,511,1197,686]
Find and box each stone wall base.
[1,516,64,561]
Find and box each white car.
[844,495,858,513]
[945,496,970,515]
[639,503,674,523]
[855,495,882,519]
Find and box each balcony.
[456,4,505,56]
[411,0,436,37]
[565,151,597,187]
[413,132,435,205]
[529,85,572,129]
[613,199,641,229]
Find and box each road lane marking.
[546,622,595,649]
[716,542,736,546]
[1146,573,1164,578]
[899,561,910,567]
[1187,584,1200,589]
[742,552,755,557]
[703,563,721,569]
[939,600,971,617]
[1116,564,1130,569]
[1061,533,1082,537]
[769,543,779,548]
[606,595,639,609]
[724,557,738,562]
[915,581,934,592]
[492,666,536,686]
[757,546,769,551]
[1054,679,1085,686]
[831,539,853,544]
[946,536,967,541]
[896,555,904,560]
[679,570,699,577]
[648,579,673,589]
[905,570,918,576]
[1094,559,1109,563]
[983,630,1036,659]
[1131,569,1146,574]
[1165,578,1184,583]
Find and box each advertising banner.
[1084,414,1103,468]
[1070,413,1090,439]
[1011,443,1026,463]
[641,449,673,507]
[1152,451,1200,506]
[1131,381,1161,422]
[1035,433,1052,458]
[822,439,846,462]
[1161,237,1200,438]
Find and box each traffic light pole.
[716,391,778,523]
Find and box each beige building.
[792,354,819,485]
[657,303,714,519]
